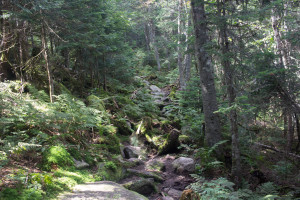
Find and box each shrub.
[42,145,74,171]
[104,161,117,171]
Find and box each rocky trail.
[61,81,196,200]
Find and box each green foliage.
[104,161,117,172]
[272,161,294,180]
[0,151,8,168]
[189,175,282,200]
[194,140,228,174]
[42,145,74,171]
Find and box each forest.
[0,0,299,199]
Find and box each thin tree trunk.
[217,0,241,186]
[41,22,54,103]
[295,113,300,151]
[148,20,161,71]
[287,112,294,152]
[144,23,151,51]
[184,18,192,84]
[191,0,223,156]
[178,0,185,89]
[271,6,289,68]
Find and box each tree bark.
[148,20,161,71]
[287,112,294,152]
[178,0,185,89]
[217,0,241,186]
[295,113,300,151]
[41,21,54,103]
[191,0,223,156]
[184,18,192,84]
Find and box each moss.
[97,162,125,181]
[58,83,71,94]
[87,95,106,112]
[95,133,120,154]
[179,135,191,144]
[111,118,132,135]
[42,145,74,171]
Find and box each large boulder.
[123,178,157,196]
[158,129,180,155]
[122,146,146,159]
[172,157,195,174]
[73,158,89,169]
[127,169,164,182]
[111,118,132,135]
[59,181,148,200]
[150,85,161,92]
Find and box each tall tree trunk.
[178,0,185,89]
[287,112,294,152]
[0,0,15,81]
[271,5,289,68]
[184,18,192,84]
[144,23,151,51]
[148,20,161,71]
[295,113,300,151]
[41,22,54,103]
[217,0,241,187]
[191,0,223,156]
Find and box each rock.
[73,158,89,169]
[163,197,174,200]
[150,85,161,92]
[127,169,164,182]
[158,129,180,155]
[168,189,183,199]
[111,118,132,135]
[128,158,144,166]
[59,181,148,200]
[172,157,195,173]
[123,178,157,196]
[123,146,140,159]
[146,160,166,172]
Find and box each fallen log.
[254,142,300,159]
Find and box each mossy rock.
[87,95,106,111]
[111,118,133,135]
[95,134,120,154]
[123,178,157,196]
[58,83,71,94]
[97,162,126,181]
[158,129,180,155]
[179,135,191,144]
[42,145,74,171]
[146,160,165,172]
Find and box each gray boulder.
[146,160,166,172]
[123,178,157,196]
[150,85,161,92]
[123,146,140,159]
[158,129,180,155]
[73,158,89,169]
[127,169,164,182]
[172,157,195,173]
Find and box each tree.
[191,0,223,156]
[217,0,241,186]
